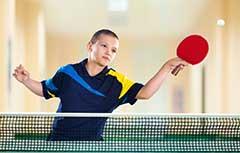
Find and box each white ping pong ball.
[217,19,225,27]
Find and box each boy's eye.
[101,44,107,48]
[112,49,117,53]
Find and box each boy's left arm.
[135,57,188,100]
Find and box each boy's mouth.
[102,56,111,61]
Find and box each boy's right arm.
[13,65,43,97]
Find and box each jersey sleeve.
[119,82,144,105]
[41,67,64,99]
[107,69,144,105]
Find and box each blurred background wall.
[1,0,240,113]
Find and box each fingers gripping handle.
[171,64,182,76]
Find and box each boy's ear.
[87,42,92,52]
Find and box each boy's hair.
[90,29,119,44]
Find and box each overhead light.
[108,0,128,12]
[217,19,225,27]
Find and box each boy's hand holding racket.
[171,35,209,76]
[164,57,188,73]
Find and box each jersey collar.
[80,58,109,79]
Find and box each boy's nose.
[105,50,111,55]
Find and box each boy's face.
[88,34,119,67]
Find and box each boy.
[13,29,188,140]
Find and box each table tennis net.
[1,113,240,152]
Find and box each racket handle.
[171,65,182,76]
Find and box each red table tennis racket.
[171,35,209,76]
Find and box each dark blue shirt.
[41,59,143,140]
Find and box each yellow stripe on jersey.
[47,90,56,98]
[107,69,134,99]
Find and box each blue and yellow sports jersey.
[41,59,143,140]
